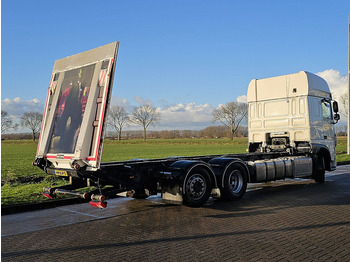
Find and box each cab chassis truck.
[33,42,340,208]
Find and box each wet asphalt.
[2,165,350,261]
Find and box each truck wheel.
[131,189,149,199]
[222,163,248,200]
[183,167,212,207]
[314,156,325,183]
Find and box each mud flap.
[89,201,107,209]
[161,183,183,204]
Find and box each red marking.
[92,59,114,166]
[36,76,54,156]
[89,201,107,209]
[51,81,57,94]
[98,69,107,86]
[42,193,54,199]
[45,154,73,160]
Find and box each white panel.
[299,97,306,114]
[250,121,262,128]
[264,119,289,128]
[249,104,255,119]
[264,100,289,117]
[292,117,306,126]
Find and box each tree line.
[108,101,248,140]
[1,125,248,140]
[1,101,248,141]
[106,125,248,140]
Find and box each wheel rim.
[228,170,243,193]
[186,174,206,200]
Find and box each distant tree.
[160,130,172,139]
[182,130,193,139]
[212,101,248,140]
[20,112,43,141]
[336,124,347,137]
[1,111,18,133]
[131,105,161,141]
[236,125,248,137]
[107,105,129,140]
[340,92,348,118]
[148,131,160,139]
[172,130,181,139]
[202,126,227,138]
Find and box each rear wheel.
[314,155,325,183]
[221,163,248,200]
[131,189,149,199]
[183,167,212,207]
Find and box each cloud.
[316,69,348,119]
[1,97,44,119]
[110,94,253,130]
[236,95,247,103]
[110,96,134,113]
[317,69,348,100]
[110,96,216,129]
[158,102,213,124]
[133,96,153,106]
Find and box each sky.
[1,0,350,132]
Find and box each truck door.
[309,97,336,159]
[321,99,336,163]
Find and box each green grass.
[335,136,350,163]
[1,179,68,206]
[1,137,350,207]
[1,140,44,181]
[101,138,247,162]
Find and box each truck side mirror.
[334,113,340,121]
[333,101,339,113]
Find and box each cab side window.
[321,100,331,119]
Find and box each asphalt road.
[2,165,350,261]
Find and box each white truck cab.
[247,71,339,170]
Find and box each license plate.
[55,170,68,176]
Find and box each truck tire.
[221,163,248,200]
[131,189,149,199]
[183,167,212,207]
[314,155,325,183]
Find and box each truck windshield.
[48,64,95,154]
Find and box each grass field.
[101,138,248,162]
[2,137,350,207]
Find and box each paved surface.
[2,166,350,261]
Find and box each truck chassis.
[35,150,327,208]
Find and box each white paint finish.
[248,71,337,166]
[247,71,331,103]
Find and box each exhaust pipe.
[54,189,89,199]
